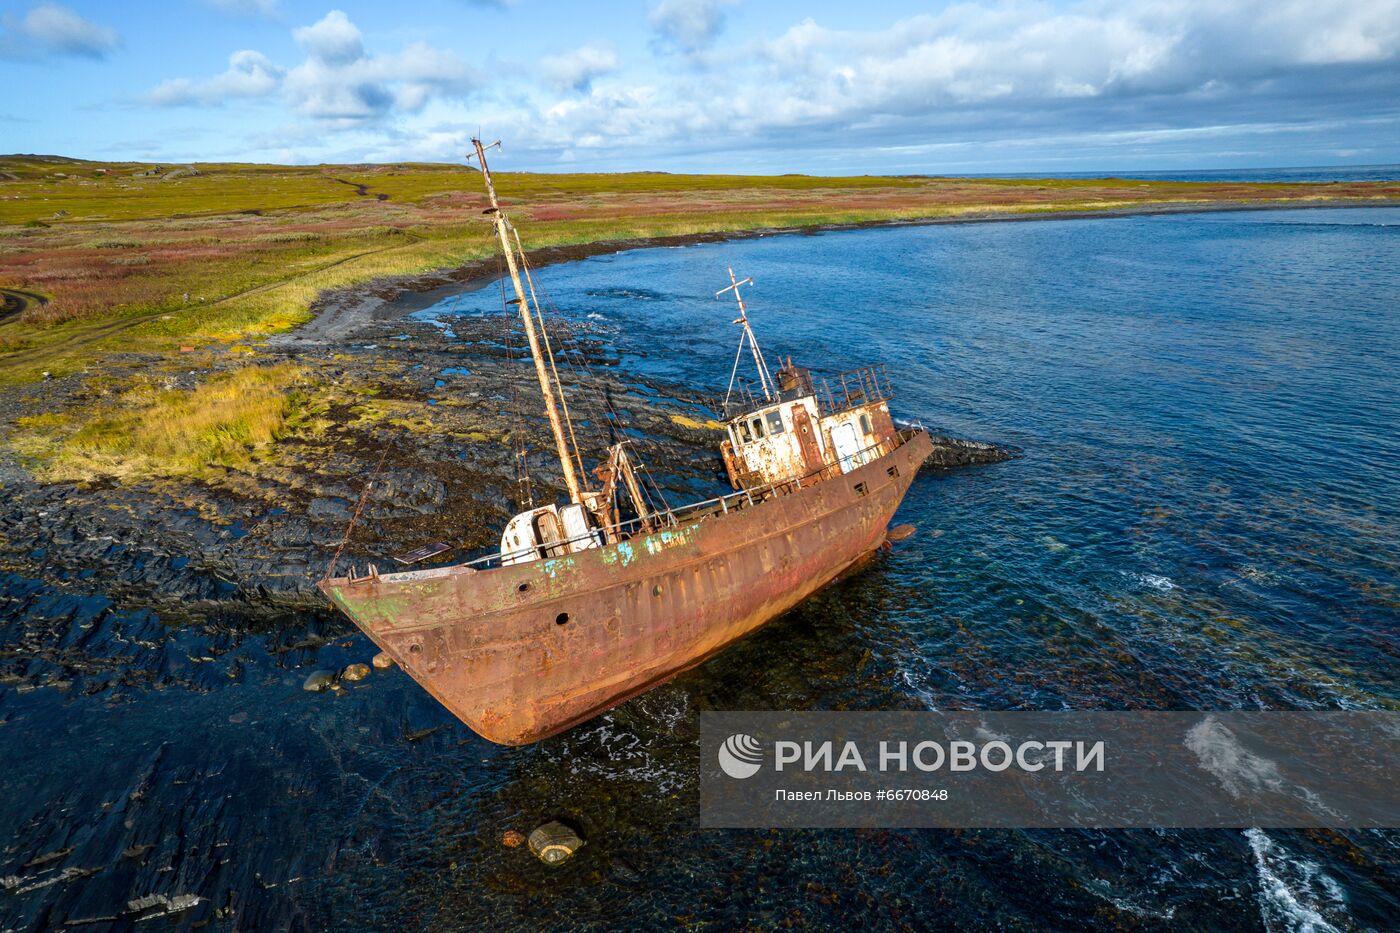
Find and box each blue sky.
[2,0,1398,173]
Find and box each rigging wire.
[323,443,391,581]
[513,229,589,488]
[498,251,534,509]
[522,269,681,519]
[724,328,750,413]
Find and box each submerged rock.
[341,663,370,682]
[923,434,1014,469]
[371,651,395,670]
[501,829,525,848]
[125,893,202,920]
[302,670,336,692]
[528,820,585,865]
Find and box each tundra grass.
[2,155,1397,387]
[10,363,306,481]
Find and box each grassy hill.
[2,154,1397,383]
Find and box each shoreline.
[288,197,1399,342]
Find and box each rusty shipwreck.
[319,138,934,745]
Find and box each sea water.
[3,207,1397,929]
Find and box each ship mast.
[717,266,774,406]
[470,138,585,504]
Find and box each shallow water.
[5,208,1400,930]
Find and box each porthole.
[408,643,422,654]
[555,612,570,626]
[652,584,663,597]
[518,582,530,593]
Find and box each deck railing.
[342,428,923,580]
[720,363,893,420]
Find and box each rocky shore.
[0,243,1012,929]
[0,243,1011,674]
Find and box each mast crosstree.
[718,266,774,408]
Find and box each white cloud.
[148,50,283,106]
[542,44,620,93]
[460,0,1400,170]
[0,3,120,60]
[145,10,475,126]
[649,0,735,54]
[284,11,475,123]
[132,0,1400,170]
[292,9,364,67]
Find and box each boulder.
[528,820,585,865]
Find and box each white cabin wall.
[817,400,895,466]
[727,396,825,486]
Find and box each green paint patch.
[643,523,700,556]
[541,557,576,579]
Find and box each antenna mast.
[469,138,585,504]
[717,266,774,405]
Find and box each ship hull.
[321,430,933,745]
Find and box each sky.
[1,0,1398,173]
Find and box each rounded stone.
[501,830,525,848]
[887,523,916,542]
[341,663,371,682]
[528,821,584,865]
[371,652,395,670]
[302,670,336,693]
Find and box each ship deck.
[330,427,925,586]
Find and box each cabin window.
[751,417,765,439]
[738,421,753,443]
[854,482,869,497]
[765,410,785,434]
[860,413,873,435]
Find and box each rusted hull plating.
[320,430,934,745]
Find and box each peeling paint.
[541,557,575,579]
[643,524,699,556]
[318,428,934,745]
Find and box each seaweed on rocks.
[0,261,1013,930]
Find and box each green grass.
[11,363,306,481]
[2,154,1397,386]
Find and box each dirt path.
[330,177,391,201]
[0,287,47,324]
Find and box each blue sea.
[411,206,1400,927]
[3,206,1398,929]
[957,165,1400,183]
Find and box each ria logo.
[718,733,764,779]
